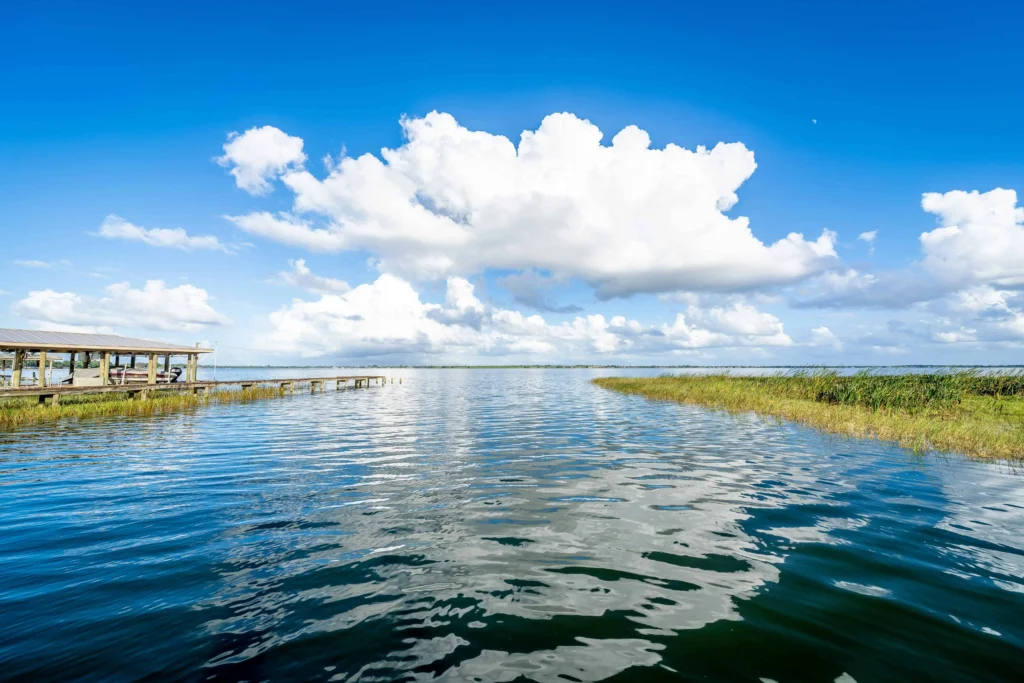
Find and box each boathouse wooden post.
[130,354,136,369]
[147,354,157,385]
[100,352,111,386]
[12,350,24,387]
[37,350,47,387]
[68,351,76,381]
[163,355,170,382]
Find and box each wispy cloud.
[97,214,233,253]
[273,259,350,294]
[858,230,877,254]
[14,259,53,268]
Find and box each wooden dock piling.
[12,350,23,387]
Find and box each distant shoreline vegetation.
[594,371,1024,462]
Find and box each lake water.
[1,369,1022,681]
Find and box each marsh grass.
[0,385,290,431]
[594,371,1024,461]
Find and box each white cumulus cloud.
[216,125,307,195]
[98,214,231,252]
[221,112,837,298]
[705,302,790,339]
[928,286,1024,344]
[13,280,230,332]
[920,188,1024,287]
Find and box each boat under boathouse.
[0,329,211,389]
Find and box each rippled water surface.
[2,369,1022,682]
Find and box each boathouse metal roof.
[0,329,212,354]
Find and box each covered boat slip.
[0,329,209,403]
[0,328,387,404]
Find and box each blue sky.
[2,0,1023,365]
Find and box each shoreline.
[594,374,1024,462]
[0,386,288,432]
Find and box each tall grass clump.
[594,371,1024,461]
[772,370,972,413]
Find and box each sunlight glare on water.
[1,369,1022,681]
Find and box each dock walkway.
[0,376,388,404]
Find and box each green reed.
[0,385,290,431]
[741,370,1009,414]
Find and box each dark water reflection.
[1,369,1022,681]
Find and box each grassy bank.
[594,372,1024,461]
[0,386,286,432]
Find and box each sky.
[2,0,1023,365]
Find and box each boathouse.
[0,329,211,389]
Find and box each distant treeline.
[212,364,1024,370]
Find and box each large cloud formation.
[220,112,837,298]
[259,270,793,358]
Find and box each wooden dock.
[0,376,389,405]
